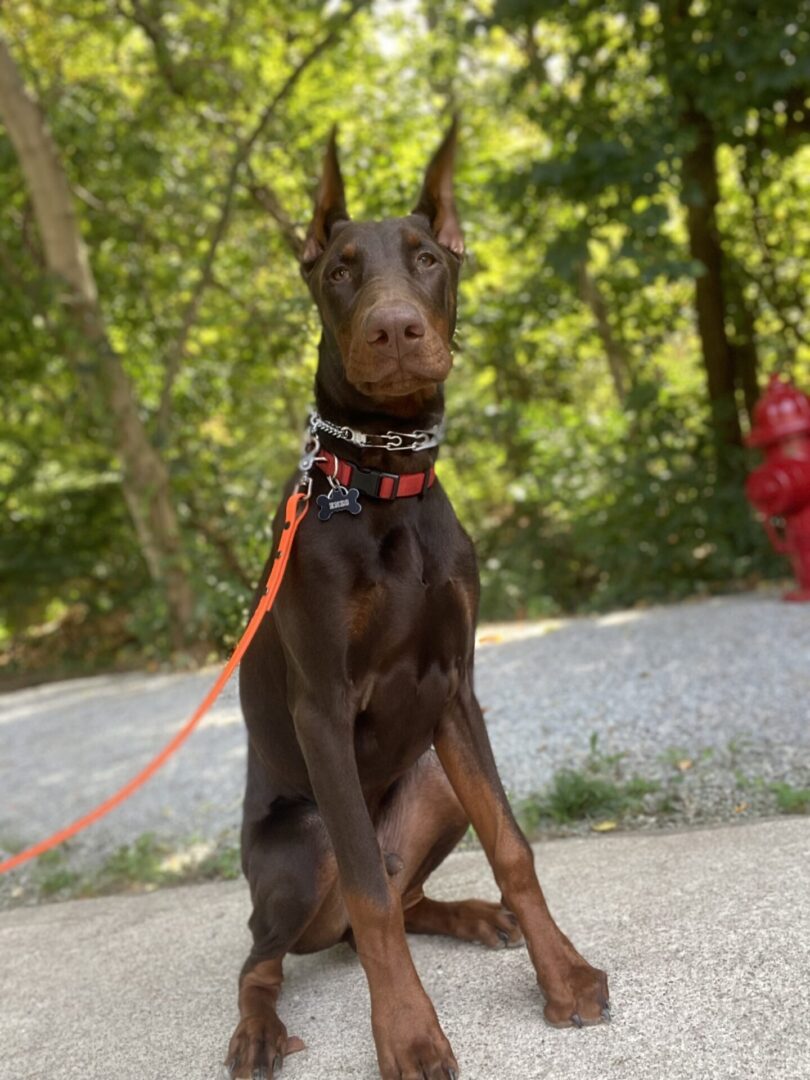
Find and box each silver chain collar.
[308,410,444,452]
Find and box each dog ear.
[301,127,349,271]
[413,115,464,258]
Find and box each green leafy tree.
[0,0,804,677]
[490,0,810,448]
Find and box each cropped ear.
[301,127,349,271]
[412,115,464,257]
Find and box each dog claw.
[273,1053,284,1073]
[571,1012,583,1028]
[447,1070,458,1080]
[601,1006,612,1023]
[496,929,509,946]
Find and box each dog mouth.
[356,372,440,398]
[345,343,453,400]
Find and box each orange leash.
[0,491,309,876]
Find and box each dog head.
[300,120,464,409]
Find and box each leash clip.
[299,431,321,472]
[296,431,322,501]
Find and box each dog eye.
[329,265,349,283]
[416,251,437,268]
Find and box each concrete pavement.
[3,817,809,1079]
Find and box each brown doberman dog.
[226,120,609,1080]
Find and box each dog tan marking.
[347,582,384,639]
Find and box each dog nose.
[366,304,426,352]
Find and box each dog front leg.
[435,685,610,1028]
[294,697,459,1080]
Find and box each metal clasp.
[299,431,321,472]
[296,430,324,501]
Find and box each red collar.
[315,449,436,500]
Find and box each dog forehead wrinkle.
[337,218,430,261]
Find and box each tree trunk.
[0,36,198,653]
[577,262,630,405]
[724,259,760,426]
[679,105,743,451]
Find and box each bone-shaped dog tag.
[316,487,362,522]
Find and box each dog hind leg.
[377,750,524,949]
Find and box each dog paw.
[373,999,459,1080]
[456,900,524,949]
[404,897,524,949]
[226,1014,304,1078]
[377,1032,459,1080]
[541,962,610,1029]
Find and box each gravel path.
[2,591,808,903]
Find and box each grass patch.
[771,782,810,815]
[85,834,243,894]
[92,833,172,893]
[736,774,810,814]
[39,869,81,896]
[24,846,82,899]
[195,845,241,881]
[516,734,660,831]
[11,833,244,905]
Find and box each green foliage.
[39,868,82,897]
[544,771,634,823]
[771,782,810,814]
[516,733,659,827]
[474,382,780,618]
[15,833,243,903]
[97,833,170,890]
[195,845,242,881]
[27,847,80,898]
[1,1,808,677]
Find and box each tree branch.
[156,0,370,442]
[0,37,96,303]
[184,490,254,591]
[246,167,304,259]
[577,261,630,405]
[116,0,189,96]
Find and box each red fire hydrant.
[745,374,810,602]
